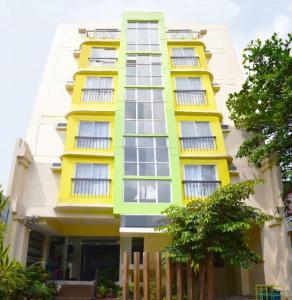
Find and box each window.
[175,77,205,105]
[171,48,199,68]
[89,48,116,68]
[168,30,199,40]
[124,88,166,134]
[127,21,160,51]
[124,137,169,176]
[180,122,215,150]
[76,122,110,149]
[124,180,171,203]
[73,164,109,196]
[126,55,162,86]
[184,165,219,197]
[87,29,119,39]
[82,77,113,103]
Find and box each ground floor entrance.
[47,237,120,282]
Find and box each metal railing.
[183,180,221,199]
[180,136,216,150]
[171,56,200,68]
[71,178,110,196]
[81,88,113,103]
[75,136,111,149]
[86,29,119,39]
[174,89,206,105]
[88,57,117,68]
[167,30,200,40]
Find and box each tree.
[157,180,271,300]
[226,33,292,184]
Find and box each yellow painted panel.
[59,156,114,205]
[64,114,115,155]
[171,73,217,111]
[175,115,227,156]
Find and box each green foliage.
[157,180,272,270]
[226,33,292,182]
[96,269,121,299]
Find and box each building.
[6,12,292,297]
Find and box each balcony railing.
[171,56,200,68]
[81,88,113,103]
[174,89,206,105]
[75,136,111,149]
[86,29,119,39]
[180,136,216,150]
[71,178,110,197]
[88,57,117,69]
[183,180,221,199]
[167,30,200,40]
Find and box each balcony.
[167,30,200,40]
[183,180,221,199]
[88,57,117,69]
[71,178,110,197]
[75,136,111,149]
[86,29,119,40]
[174,90,206,105]
[81,88,113,103]
[171,56,200,68]
[180,136,216,151]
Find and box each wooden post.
[155,252,162,300]
[207,254,214,300]
[187,263,194,300]
[176,263,183,300]
[165,256,172,300]
[122,252,129,300]
[133,252,140,300]
[143,252,149,300]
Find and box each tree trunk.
[198,264,205,300]
[207,253,214,300]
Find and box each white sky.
[0,0,291,192]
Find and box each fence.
[121,251,214,300]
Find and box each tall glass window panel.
[126,55,162,86]
[175,77,205,105]
[171,48,198,67]
[124,137,169,176]
[83,77,113,102]
[74,164,109,196]
[77,122,110,149]
[180,122,214,150]
[124,88,166,134]
[184,165,217,197]
[127,21,160,51]
[124,180,171,203]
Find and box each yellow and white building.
[6,12,292,297]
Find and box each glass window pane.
[139,181,156,202]
[201,166,216,180]
[152,64,162,76]
[185,165,200,180]
[151,44,160,51]
[125,120,136,134]
[125,163,137,176]
[86,77,99,88]
[124,180,138,202]
[156,137,167,147]
[137,55,150,64]
[152,76,162,85]
[151,56,161,63]
[138,137,153,147]
[138,120,152,134]
[125,148,137,162]
[79,122,93,136]
[176,77,188,90]
[172,48,183,56]
[181,122,195,137]
[149,29,159,44]
[183,48,195,56]
[153,89,163,101]
[158,181,171,203]
[92,164,108,179]
[196,122,211,136]
[138,103,152,119]
[124,137,136,147]
[157,163,170,176]
[138,29,149,44]
[127,29,136,44]
[125,102,136,119]
[156,148,169,162]
[137,76,151,85]
[126,65,136,76]
[126,76,136,85]
[188,78,201,89]
[99,77,112,88]
[125,89,136,100]
[149,22,158,29]
[75,164,91,178]
[154,121,166,134]
[139,163,155,176]
[93,122,109,137]
[153,103,165,119]
[139,148,155,162]
[137,64,150,76]
[137,89,151,102]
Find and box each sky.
[0,0,291,192]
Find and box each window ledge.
[51,162,62,172]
